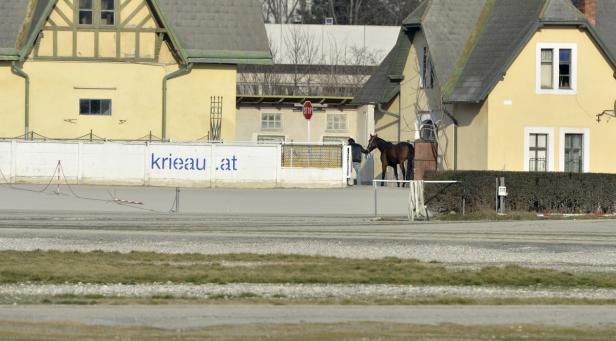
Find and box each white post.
[307,120,311,142]
[143,142,150,186]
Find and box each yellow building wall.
[455,102,489,170]
[24,61,166,139]
[11,60,238,141]
[0,63,25,137]
[167,64,238,141]
[400,30,444,143]
[235,105,359,143]
[2,0,239,142]
[487,27,616,173]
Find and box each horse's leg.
[393,166,399,188]
[381,162,387,187]
[400,162,406,188]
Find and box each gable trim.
[17,0,188,64]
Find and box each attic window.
[537,44,577,95]
[79,0,93,25]
[101,0,115,25]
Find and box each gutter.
[443,106,459,171]
[162,63,193,140]
[11,62,30,138]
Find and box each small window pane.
[79,11,93,25]
[101,0,114,10]
[541,49,553,89]
[529,134,536,148]
[559,49,572,89]
[79,0,93,9]
[101,12,114,25]
[537,135,547,148]
[101,100,111,115]
[80,100,90,115]
[560,49,571,62]
[91,100,101,114]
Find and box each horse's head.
[367,134,379,152]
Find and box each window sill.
[536,88,576,95]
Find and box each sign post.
[303,101,313,142]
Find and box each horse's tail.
[406,142,415,181]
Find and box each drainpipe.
[11,62,30,139]
[162,63,193,140]
[376,103,401,142]
[443,106,459,171]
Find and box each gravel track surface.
[1,305,616,328]
[2,283,616,301]
[0,213,615,272]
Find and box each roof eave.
[0,48,19,60]
[189,57,273,65]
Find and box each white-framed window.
[322,136,349,144]
[524,127,554,172]
[261,112,281,130]
[420,46,434,89]
[327,113,347,131]
[80,99,112,116]
[536,43,577,95]
[559,128,590,173]
[257,135,285,144]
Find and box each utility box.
[414,141,437,180]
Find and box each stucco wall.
[487,27,616,173]
[2,60,237,142]
[455,102,488,170]
[236,105,359,143]
[0,63,25,137]
[167,64,237,141]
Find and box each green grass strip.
[0,251,615,288]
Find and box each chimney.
[574,0,596,26]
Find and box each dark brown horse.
[367,134,414,187]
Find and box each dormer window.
[536,43,576,95]
[79,0,115,26]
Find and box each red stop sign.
[303,101,313,120]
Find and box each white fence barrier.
[0,140,349,188]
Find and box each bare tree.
[262,0,301,23]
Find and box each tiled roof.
[0,0,30,56]
[157,0,271,63]
[351,30,410,105]
[595,0,616,58]
[355,0,616,105]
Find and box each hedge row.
[423,171,616,214]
